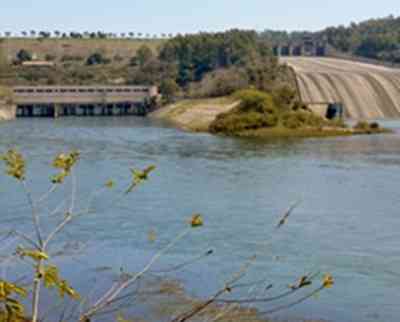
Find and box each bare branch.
[81,228,192,320]
[22,181,43,247]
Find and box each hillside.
[318,15,400,63]
[0,31,296,100]
[0,38,165,86]
[0,38,164,63]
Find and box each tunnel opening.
[326,103,344,120]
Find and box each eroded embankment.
[150,97,239,132]
[282,57,400,119]
[0,87,15,121]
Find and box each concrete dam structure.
[13,85,158,118]
[281,57,400,119]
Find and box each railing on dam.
[13,86,158,104]
[12,85,159,118]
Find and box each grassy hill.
[0,38,165,61]
[0,38,165,86]
[0,38,164,63]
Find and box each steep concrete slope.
[282,57,400,119]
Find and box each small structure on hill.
[273,36,327,57]
[21,61,55,67]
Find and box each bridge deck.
[13,85,158,104]
[12,85,159,118]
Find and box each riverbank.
[0,86,15,121]
[228,125,390,139]
[150,97,239,132]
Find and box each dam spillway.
[12,85,159,118]
[281,57,400,119]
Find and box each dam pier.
[13,85,159,118]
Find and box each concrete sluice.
[282,57,400,119]
[16,103,148,118]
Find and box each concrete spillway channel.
[281,57,400,119]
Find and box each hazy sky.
[1,0,399,34]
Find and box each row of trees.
[0,31,175,39]
[259,15,400,63]
[151,30,293,100]
[317,15,400,62]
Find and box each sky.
[1,0,399,35]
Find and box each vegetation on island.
[209,89,387,138]
[210,89,340,135]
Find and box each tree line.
[259,15,400,64]
[317,15,400,63]
[129,30,294,101]
[0,30,175,39]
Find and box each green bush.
[61,55,84,62]
[281,110,327,129]
[86,52,111,65]
[160,78,180,103]
[354,121,370,130]
[272,85,297,109]
[210,111,273,133]
[370,122,380,129]
[188,68,249,98]
[234,89,278,114]
[210,89,280,133]
[353,121,381,132]
[45,54,56,62]
[16,49,32,62]
[210,89,346,135]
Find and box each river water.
[0,117,399,322]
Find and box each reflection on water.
[1,118,400,322]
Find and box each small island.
[152,89,389,138]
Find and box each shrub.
[234,89,278,114]
[210,89,279,133]
[61,55,84,62]
[45,54,56,61]
[370,122,380,129]
[281,110,327,129]
[113,54,124,62]
[160,78,180,103]
[135,45,153,67]
[16,49,32,62]
[272,85,297,109]
[189,68,249,98]
[210,111,272,133]
[354,121,370,130]
[86,52,111,65]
